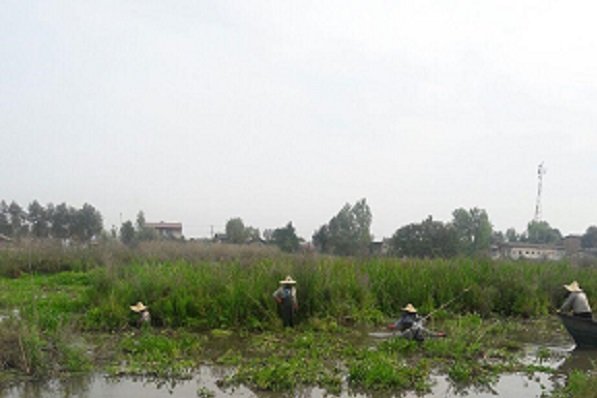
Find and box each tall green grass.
[82,256,597,331]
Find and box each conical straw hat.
[564,281,582,292]
[279,276,296,285]
[401,303,417,313]
[130,301,148,312]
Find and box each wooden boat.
[558,313,597,348]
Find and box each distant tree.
[71,203,103,241]
[120,221,136,246]
[50,203,72,239]
[245,226,261,242]
[8,201,27,238]
[491,230,505,245]
[389,216,458,258]
[28,200,49,238]
[581,226,597,249]
[262,229,274,242]
[0,200,10,236]
[312,198,372,256]
[136,211,146,231]
[505,228,519,243]
[110,225,118,239]
[451,207,492,255]
[312,224,330,253]
[524,220,562,244]
[271,222,300,253]
[226,217,247,244]
[135,211,157,241]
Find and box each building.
[145,222,183,239]
[493,242,565,261]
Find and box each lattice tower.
[534,162,546,222]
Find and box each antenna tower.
[534,162,546,222]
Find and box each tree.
[71,203,103,241]
[582,226,597,249]
[226,217,247,244]
[312,198,372,256]
[28,200,49,238]
[505,228,519,243]
[0,201,10,236]
[50,203,72,239]
[312,224,330,253]
[136,211,157,241]
[245,226,261,242]
[389,216,458,258]
[8,201,27,238]
[524,220,562,244]
[271,222,300,253]
[491,230,505,245]
[120,221,136,246]
[451,207,492,255]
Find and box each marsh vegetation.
[0,241,595,396]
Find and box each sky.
[1,0,596,240]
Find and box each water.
[0,368,563,398]
[0,351,578,398]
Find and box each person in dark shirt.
[388,303,445,341]
[273,276,298,327]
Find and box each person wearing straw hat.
[559,281,593,319]
[130,301,151,327]
[388,303,445,341]
[273,276,298,327]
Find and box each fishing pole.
[422,286,471,321]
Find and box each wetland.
[0,241,596,397]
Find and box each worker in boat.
[273,276,299,327]
[559,281,593,319]
[130,301,151,327]
[388,303,445,341]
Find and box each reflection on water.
[1,367,258,398]
[0,369,559,398]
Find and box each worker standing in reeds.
[130,301,151,328]
[559,281,593,319]
[388,303,445,341]
[273,276,298,327]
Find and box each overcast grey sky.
[1,0,596,239]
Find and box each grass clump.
[550,370,597,398]
[348,351,431,392]
[0,316,91,379]
[109,330,203,379]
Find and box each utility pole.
[534,162,546,222]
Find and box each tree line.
[0,200,102,242]
[4,198,597,258]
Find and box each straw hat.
[401,303,417,313]
[130,301,148,312]
[564,281,582,292]
[279,276,296,285]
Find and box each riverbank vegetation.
[0,242,595,395]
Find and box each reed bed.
[82,255,597,331]
[2,241,596,330]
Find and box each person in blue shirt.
[273,276,298,327]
